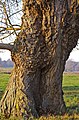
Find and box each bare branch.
[0,0,22,41]
[2,2,18,36]
[0,43,14,51]
[0,31,14,40]
[0,26,21,30]
[9,9,22,18]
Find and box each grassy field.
[63,73,79,116]
[0,69,79,119]
[0,73,10,100]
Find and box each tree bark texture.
[0,0,79,119]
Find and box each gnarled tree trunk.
[0,0,79,119]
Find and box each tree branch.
[0,26,21,31]
[0,43,14,51]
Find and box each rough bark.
[0,0,79,119]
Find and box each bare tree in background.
[0,0,79,119]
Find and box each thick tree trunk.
[0,0,79,119]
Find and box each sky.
[0,47,79,62]
[0,50,11,61]
[69,48,79,62]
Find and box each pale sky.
[0,47,79,62]
[69,48,79,62]
[0,50,11,61]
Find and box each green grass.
[0,71,79,119]
[63,73,79,86]
[63,73,79,95]
[0,73,10,99]
[63,73,79,115]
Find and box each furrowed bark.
[0,0,79,119]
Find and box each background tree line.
[0,57,79,72]
[0,58,14,68]
[65,60,79,72]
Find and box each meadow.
[63,73,79,115]
[0,69,79,119]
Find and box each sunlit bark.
[0,0,79,119]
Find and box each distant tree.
[65,60,79,72]
[5,59,14,67]
[75,63,79,71]
[0,57,14,68]
[0,0,79,119]
[2,59,14,68]
[65,60,75,72]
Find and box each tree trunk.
[0,0,79,119]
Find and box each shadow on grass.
[66,105,79,115]
[63,86,79,91]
